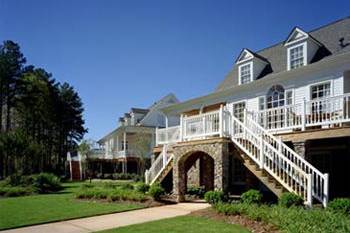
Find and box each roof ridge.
[254,16,350,54]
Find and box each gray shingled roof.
[216,17,350,92]
[130,108,149,114]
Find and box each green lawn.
[0,182,144,230]
[98,216,250,233]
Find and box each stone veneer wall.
[172,138,230,202]
[186,158,200,188]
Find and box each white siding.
[246,97,259,112]
[333,76,343,96]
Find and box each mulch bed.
[190,207,280,233]
[75,197,177,208]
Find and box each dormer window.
[288,43,306,70]
[284,27,323,71]
[239,62,252,85]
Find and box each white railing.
[257,93,350,132]
[306,93,350,126]
[183,110,221,139]
[113,149,138,158]
[156,126,181,145]
[88,149,106,159]
[232,111,329,206]
[145,145,173,185]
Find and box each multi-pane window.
[121,141,128,150]
[311,83,331,114]
[289,45,304,69]
[239,63,252,85]
[267,85,285,108]
[311,83,331,100]
[286,90,293,105]
[258,97,265,110]
[233,102,246,122]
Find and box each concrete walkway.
[2,203,210,233]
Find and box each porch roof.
[97,125,155,144]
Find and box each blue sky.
[1,0,349,140]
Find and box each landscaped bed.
[200,190,350,233]
[74,181,167,207]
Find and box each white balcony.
[156,93,350,145]
[113,149,138,158]
[156,105,228,145]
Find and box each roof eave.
[161,52,350,115]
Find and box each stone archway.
[183,151,214,193]
[172,139,230,202]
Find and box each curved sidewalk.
[1,202,210,233]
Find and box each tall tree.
[0,40,87,177]
[0,41,26,132]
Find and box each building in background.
[86,93,179,178]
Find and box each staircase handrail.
[244,111,328,205]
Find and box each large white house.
[146,17,350,207]
[87,93,179,176]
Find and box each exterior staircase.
[230,111,329,206]
[145,145,174,185]
[146,109,329,207]
[238,152,284,197]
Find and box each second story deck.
[156,93,350,146]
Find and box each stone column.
[173,157,186,202]
[213,143,230,193]
[293,141,309,161]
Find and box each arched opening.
[266,84,285,109]
[177,151,215,200]
[266,85,285,129]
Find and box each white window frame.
[232,100,247,122]
[285,89,294,105]
[287,42,307,71]
[258,96,265,111]
[309,81,332,100]
[238,62,253,85]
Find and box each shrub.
[120,183,134,190]
[214,203,350,233]
[328,198,350,215]
[241,189,262,204]
[112,173,133,180]
[20,175,35,186]
[132,174,143,182]
[32,173,62,193]
[279,192,304,208]
[204,191,225,204]
[135,182,150,193]
[148,183,165,200]
[108,189,147,202]
[0,186,33,197]
[103,173,112,179]
[187,186,206,198]
[5,173,23,186]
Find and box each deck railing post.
[179,114,183,142]
[259,137,264,169]
[302,98,306,131]
[306,173,313,207]
[162,145,167,168]
[219,104,224,137]
[145,170,149,184]
[323,173,329,207]
[155,127,158,146]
